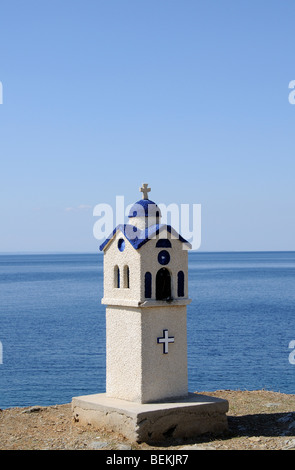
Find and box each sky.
[0,0,294,252]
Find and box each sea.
[0,251,295,409]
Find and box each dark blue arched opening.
[145,272,152,298]
[177,271,184,297]
[156,268,171,300]
[114,265,120,288]
[156,239,171,248]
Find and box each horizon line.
[0,250,295,255]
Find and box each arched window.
[156,239,172,248]
[114,265,120,288]
[156,210,160,225]
[145,272,152,298]
[177,271,185,297]
[124,265,130,288]
[156,268,172,300]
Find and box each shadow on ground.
[146,412,295,447]
[227,412,295,438]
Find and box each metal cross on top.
[140,183,151,200]
[157,329,175,354]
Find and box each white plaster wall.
[128,215,159,230]
[102,232,141,303]
[141,305,188,403]
[139,234,189,301]
[106,306,143,402]
[106,305,188,404]
[102,228,189,305]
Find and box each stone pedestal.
[72,392,229,443]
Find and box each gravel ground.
[1,390,295,450]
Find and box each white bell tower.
[101,184,191,403]
[72,184,228,443]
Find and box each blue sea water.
[0,252,295,409]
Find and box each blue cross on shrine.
[157,329,175,354]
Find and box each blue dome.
[128,199,161,218]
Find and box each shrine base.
[71,392,229,443]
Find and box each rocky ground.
[1,390,295,450]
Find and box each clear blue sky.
[0,0,294,252]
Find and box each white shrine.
[72,184,228,443]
